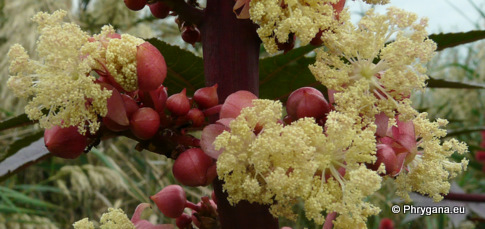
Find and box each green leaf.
[0,138,52,182]
[0,113,36,132]
[426,77,485,89]
[259,45,322,100]
[430,30,485,51]
[146,38,205,95]
[0,130,44,162]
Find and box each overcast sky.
[347,0,485,34]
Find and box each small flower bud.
[166,89,191,116]
[149,1,171,19]
[286,87,330,121]
[176,214,192,228]
[379,218,394,229]
[121,94,139,118]
[149,86,168,114]
[130,107,160,140]
[187,108,205,127]
[150,185,187,218]
[181,25,201,46]
[194,84,219,109]
[44,125,88,159]
[137,42,167,91]
[124,0,147,11]
[172,148,215,186]
[220,90,257,119]
[100,83,130,127]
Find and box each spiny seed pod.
[124,0,147,11]
[286,87,330,121]
[172,148,215,186]
[44,125,88,159]
[181,26,201,46]
[149,1,171,19]
[151,185,187,218]
[186,108,205,127]
[194,84,218,109]
[130,107,160,140]
[166,89,191,116]
[136,42,167,91]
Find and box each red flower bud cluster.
[124,0,173,19]
[150,185,218,229]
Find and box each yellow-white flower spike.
[7,10,113,134]
[395,113,468,202]
[249,0,347,54]
[310,7,436,120]
[215,99,381,225]
[105,34,144,92]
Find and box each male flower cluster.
[214,99,381,226]
[7,10,165,134]
[310,7,436,120]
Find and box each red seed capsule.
[130,107,160,140]
[44,125,88,159]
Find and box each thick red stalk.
[200,0,278,228]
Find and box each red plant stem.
[200,0,278,228]
[322,212,337,229]
[444,192,485,202]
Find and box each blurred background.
[0,0,484,228]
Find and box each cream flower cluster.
[310,7,436,120]
[73,208,135,229]
[249,0,346,54]
[7,10,143,134]
[216,6,468,228]
[214,100,381,225]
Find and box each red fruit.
[186,108,205,127]
[172,148,215,186]
[124,0,147,11]
[149,1,171,19]
[166,89,191,116]
[151,185,187,218]
[194,84,219,109]
[44,126,88,159]
[136,42,167,91]
[130,107,160,140]
[181,26,201,46]
[286,87,330,121]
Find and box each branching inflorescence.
[6,1,469,229]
